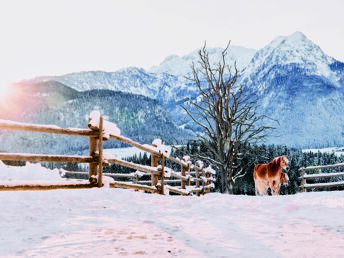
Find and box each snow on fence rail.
[0,112,216,195]
[299,163,344,192]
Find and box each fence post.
[133,173,138,184]
[151,142,159,188]
[195,160,203,187]
[160,155,165,195]
[181,165,187,190]
[88,136,98,185]
[98,115,104,187]
[187,163,191,187]
[300,168,306,192]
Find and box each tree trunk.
[227,170,235,194]
[219,166,228,193]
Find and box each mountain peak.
[243,31,335,83]
[268,31,316,52]
[150,46,256,76]
[288,31,308,41]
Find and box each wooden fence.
[299,163,344,192]
[0,112,216,195]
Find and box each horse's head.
[280,156,289,172]
[280,172,289,186]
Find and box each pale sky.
[0,0,343,85]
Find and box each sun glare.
[0,84,11,98]
[0,83,23,118]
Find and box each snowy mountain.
[242,31,340,93]
[8,32,344,148]
[32,68,194,103]
[27,46,256,103]
[150,45,256,76]
[241,31,344,147]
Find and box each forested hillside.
[0,87,190,154]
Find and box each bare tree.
[182,43,274,193]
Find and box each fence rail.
[299,163,344,192]
[0,112,216,195]
[0,119,98,137]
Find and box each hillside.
[0,87,190,154]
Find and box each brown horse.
[253,156,289,196]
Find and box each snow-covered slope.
[34,68,193,103]
[240,32,344,147]
[54,68,161,98]
[1,163,344,257]
[242,31,340,93]
[150,46,256,76]
[27,46,256,102]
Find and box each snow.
[88,110,101,130]
[104,120,121,137]
[1,163,344,257]
[0,161,70,184]
[104,147,146,159]
[134,171,148,178]
[104,146,177,159]
[241,31,338,93]
[303,146,344,157]
[149,46,256,76]
[204,165,216,175]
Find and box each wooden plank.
[0,183,93,191]
[188,187,204,194]
[0,153,94,163]
[139,179,181,185]
[109,134,188,168]
[109,181,158,193]
[62,171,136,179]
[303,181,344,189]
[300,163,344,171]
[104,173,136,179]
[110,134,161,156]
[0,119,98,137]
[106,156,159,175]
[301,172,344,180]
[167,156,189,168]
[166,186,190,195]
[171,171,190,181]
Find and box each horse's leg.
[255,180,266,196]
[264,180,270,195]
[254,180,260,196]
[258,180,268,196]
[270,180,280,195]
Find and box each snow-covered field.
[1,162,344,257]
[104,147,149,159]
[104,146,177,159]
[303,146,344,157]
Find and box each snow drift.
[0,163,344,257]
